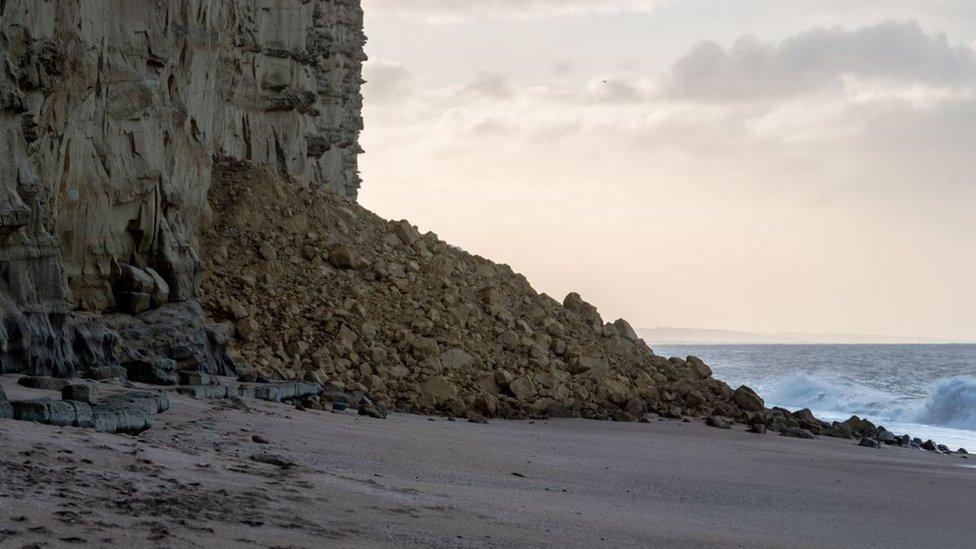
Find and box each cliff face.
[0,0,365,375]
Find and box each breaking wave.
[913,378,976,430]
[766,373,976,431]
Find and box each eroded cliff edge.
[0,0,366,375]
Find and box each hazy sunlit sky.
[357,0,976,341]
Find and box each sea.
[654,344,976,450]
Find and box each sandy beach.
[1,376,973,549]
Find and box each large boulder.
[123,358,179,386]
[420,376,458,405]
[440,348,474,370]
[392,220,421,246]
[685,356,712,379]
[611,319,639,342]
[62,384,98,404]
[509,377,536,401]
[563,293,603,327]
[732,385,765,412]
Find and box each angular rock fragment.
[62,384,98,404]
[747,423,767,435]
[327,244,365,269]
[392,220,421,246]
[731,386,765,412]
[124,358,179,386]
[779,427,816,440]
[858,437,881,449]
[706,416,732,430]
[17,376,69,391]
[685,356,712,379]
[420,376,458,405]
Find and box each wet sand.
[1,377,974,548]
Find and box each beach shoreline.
[2,378,974,548]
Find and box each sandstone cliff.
[0,0,365,375]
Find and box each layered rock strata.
[0,0,366,375]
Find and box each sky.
[357,0,976,341]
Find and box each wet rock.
[85,366,128,381]
[107,302,237,377]
[17,376,70,391]
[921,440,939,452]
[858,437,881,449]
[179,385,234,399]
[89,391,169,434]
[731,386,764,412]
[179,372,214,386]
[792,408,819,425]
[545,403,578,419]
[779,427,816,440]
[706,416,732,430]
[118,292,152,314]
[612,410,636,422]
[247,381,322,403]
[61,384,98,404]
[842,415,876,436]
[828,422,854,439]
[358,397,388,419]
[123,358,179,386]
[747,423,767,435]
[11,399,94,429]
[250,454,297,470]
[685,356,712,379]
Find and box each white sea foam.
[766,373,976,432]
[655,344,976,449]
[913,377,976,430]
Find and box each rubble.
[200,161,761,422]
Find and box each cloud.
[462,73,516,100]
[361,19,976,190]
[663,21,976,102]
[362,0,659,21]
[362,58,417,104]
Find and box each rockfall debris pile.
[195,160,972,457]
[202,160,760,422]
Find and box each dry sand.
[1,375,974,548]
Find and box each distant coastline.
[640,327,974,346]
